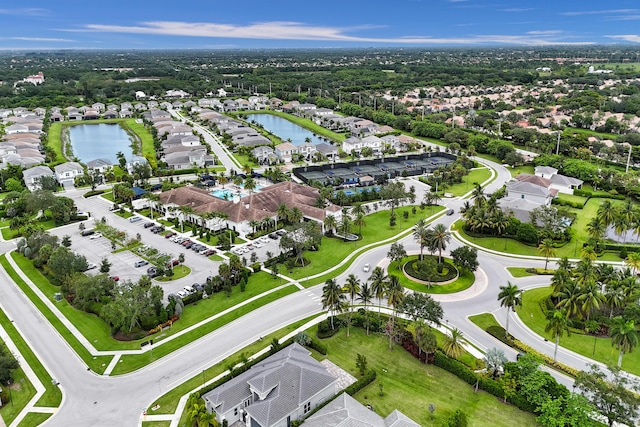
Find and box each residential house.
[275,142,298,162]
[54,162,84,185]
[202,344,336,427]
[534,166,583,194]
[23,166,54,190]
[251,146,278,164]
[304,393,420,427]
[298,142,317,160]
[164,148,213,169]
[127,155,149,174]
[315,143,339,161]
[504,180,556,206]
[86,158,113,173]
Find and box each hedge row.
[343,369,376,396]
[307,338,327,355]
[551,198,585,209]
[573,189,625,200]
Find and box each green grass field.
[155,265,191,281]
[517,287,640,375]
[510,164,535,178]
[445,167,492,197]
[15,413,53,427]
[309,327,538,426]
[506,267,534,277]
[142,421,171,427]
[0,364,36,425]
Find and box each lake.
[246,114,327,146]
[69,123,133,164]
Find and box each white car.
[86,263,98,271]
[254,241,263,248]
[177,290,187,299]
[363,263,371,272]
[260,237,270,244]
[89,232,102,240]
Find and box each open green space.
[155,265,191,281]
[386,256,475,294]
[233,153,260,169]
[0,365,36,425]
[0,254,113,374]
[444,167,492,197]
[0,306,62,409]
[1,216,57,240]
[101,192,114,202]
[556,193,589,205]
[517,287,640,375]
[279,205,440,282]
[509,164,534,178]
[16,412,53,427]
[151,314,322,415]
[506,267,535,277]
[468,313,500,332]
[111,285,299,374]
[142,421,171,427]
[123,118,157,168]
[309,326,538,426]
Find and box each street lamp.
[555,131,561,155]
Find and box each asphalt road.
[0,156,603,425]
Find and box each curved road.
[0,155,613,425]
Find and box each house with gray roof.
[203,343,336,427]
[86,158,113,173]
[54,161,84,185]
[23,165,54,190]
[303,393,419,427]
[252,146,278,165]
[533,165,583,194]
[505,180,556,206]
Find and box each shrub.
[444,409,468,427]
[317,319,341,338]
[343,370,376,396]
[307,338,327,355]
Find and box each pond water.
[68,123,133,164]
[246,114,328,146]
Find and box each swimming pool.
[211,189,244,200]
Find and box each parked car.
[147,267,158,277]
[268,233,278,239]
[276,230,286,236]
[184,242,194,249]
[193,283,204,292]
[183,285,195,294]
[109,275,119,282]
[167,259,180,267]
[177,290,187,298]
[134,260,149,268]
[446,209,455,216]
[89,232,102,240]
[129,216,142,223]
[181,239,192,246]
[167,293,179,301]
[165,231,175,239]
[81,229,95,237]
[85,262,97,271]
[144,222,155,228]
[204,249,216,256]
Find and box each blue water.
[69,124,133,164]
[211,189,243,200]
[246,114,327,146]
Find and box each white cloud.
[606,15,640,21]
[606,35,640,43]
[7,37,73,42]
[0,8,49,16]
[526,30,563,35]
[61,20,595,46]
[561,9,637,16]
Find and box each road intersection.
[0,154,627,426]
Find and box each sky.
[2,1,640,50]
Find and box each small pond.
[68,123,134,164]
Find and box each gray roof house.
[252,146,278,165]
[54,161,84,185]
[23,165,54,190]
[86,158,113,173]
[303,393,420,427]
[505,180,556,207]
[202,344,336,427]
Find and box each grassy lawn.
[386,256,475,294]
[0,365,36,425]
[556,193,588,206]
[1,254,113,373]
[15,412,53,427]
[233,153,260,169]
[510,164,534,178]
[279,205,438,281]
[310,327,538,426]
[142,421,171,427]
[101,192,114,202]
[0,307,62,408]
[114,209,134,219]
[110,285,298,374]
[208,254,224,261]
[507,267,534,277]
[124,118,157,169]
[46,122,65,163]
[445,167,492,197]
[517,287,640,375]
[155,265,191,282]
[468,313,500,331]
[151,314,322,416]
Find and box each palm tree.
[605,285,626,318]
[545,309,572,361]
[586,216,606,248]
[343,274,361,337]
[178,205,194,233]
[538,238,556,270]
[431,223,451,264]
[276,204,289,227]
[244,176,257,194]
[323,214,337,235]
[497,282,522,339]
[442,327,465,359]
[413,219,430,261]
[385,275,405,350]
[218,172,228,189]
[369,267,387,319]
[578,281,605,322]
[596,200,615,227]
[625,252,640,274]
[555,281,582,319]
[357,282,374,335]
[288,206,303,224]
[610,317,639,368]
[353,213,366,236]
[322,279,345,330]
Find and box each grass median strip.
[0,307,62,409]
[1,254,113,374]
[0,365,36,425]
[15,412,53,427]
[110,285,299,375]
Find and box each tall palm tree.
[578,281,605,322]
[385,275,405,350]
[323,215,337,235]
[596,200,615,228]
[545,309,572,361]
[343,274,361,337]
[555,281,582,319]
[431,223,451,264]
[353,212,366,236]
[369,267,387,319]
[413,219,430,261]
[244,176,257,194]
[610,317,638,368]
[322,278,345,330]
[625,252,640,274]
[218,172,228,189]
[550,269,573,298]
[586,216,606,247]
[178,205,194,233]
[497,282,522,339]
[605,285,626,318]
[288,206,303,224]
[276,204,289,227]
[357,282,373,335]
[442,327,465,359]
[538,238,556,270]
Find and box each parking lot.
[230,230,285,262]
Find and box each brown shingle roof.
[515,173,552,188]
